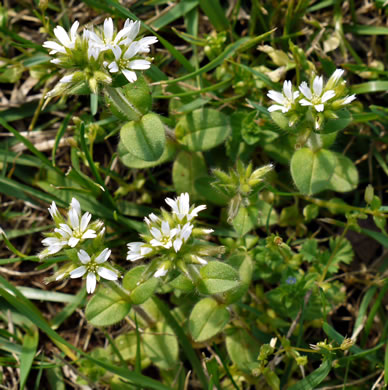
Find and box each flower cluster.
[267,69,356,129]
[127,193,215,279]
[43,18,157,97]
[40,198,118,294]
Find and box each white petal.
[50,58,61,64]
[150,227,162,240]
[111,45,122,61]
[58,224,72,235]
[43,41,66,54]
[267,90,286,105]
[104,18,114,41]
[68,236,80,247]
[122,69,137,83]
[81,229,97,239]
[161,221,170,236]
[86,30,103,45]
[77,249,90,264]
[299,98,313,106]
[54,25,71,47]
[173,238,182,252]
[123,41,140,59]
[141,247,152,255]
[312,76,323,96]
[165,197,179,214]
[330,69,344,83]
[343,94,356,105]
[150,239,162,247]
[59,74,74,83]
[127,59,151,70]
[70,266,86,278]
[95,248,111,264]
[195,256,208,265]
[80,212,91,232]
[314,104,324,112]
[127,253,143,261]
[137,36,158,53]
[283,80,293,100]
[47,244,65,255]
[86,273,97,294]
[299,82,312,99]
[70,20,79,41]
[125,20,141,42]
[68,208,79,229]
[108,61,119,73]
[154,265,168,278]
[70,198,81,218]
[97,267,118,280]
[114,26,131,44]
[321,90,335,103]
[191,205,206,217]
[268,104,284,112]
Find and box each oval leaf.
[143,322,179,370]
[118,139,176,169]
[120,113,165,162]
[189,298,230,342]
[175,108,231,151]
[85,287,131,327]
[198,261,240,294]
[290,148,336,195]
[328,152,359,192]
[172,150,207,198]
[226,327,261,372]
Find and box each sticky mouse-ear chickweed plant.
[2,3,388,389]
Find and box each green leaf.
[198,0,229,31]
[143,322,179,370]
[322,109,352,134]
[118,139,176,169]
[290,148,336,195]
[120,113,166,162]
[105,76,152,121]
[189,298,230,342]
[123,266,159,305]
[327,152,359,192]
[225,327,261,371]
[232,206,259,237]
[85,287,131,327]
[198,261,240,294]
[288,358,332,390]
[20,325,39,390]
[175,108,231,151]
[172,150,207,198]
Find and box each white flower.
[267,80,300,113]
[165,193,206,222]
[173,222,193,252]
[43,20,79,54]
[149,221,177,249]
[127,242,153,261]
[107,44,152,83]
[40,198,101,258]
[299,76,336,112]
[70,248,118,294]
[54,198,97,248]
[86,17,135,51]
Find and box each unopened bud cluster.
[127,193,217,280]
[43,18,157,97]
[267,68,356,130]
[212,161,273,221]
